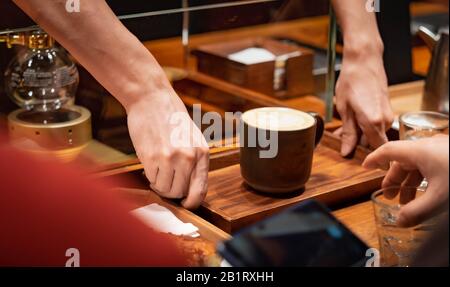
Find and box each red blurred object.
[0,142,186,267]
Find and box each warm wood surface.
[91,143,240,177]
[90,78,427,253]
[200,132,385,233]
[114,188,380,250]
[108,177,380,248]
[410,2,449,15]
[389,80,424,116]
[75,140,135,166]
[103,164,381,250]
[114,187,230,245]
[333,200,379,249]
[144,16,333,70]
[143,2,444,78]
[193,37,316,98]
[176,72,342,128]
[91,3,436,247]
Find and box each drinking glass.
[399,111,448,189]
[371,187,436,267]
[399,111,448,140]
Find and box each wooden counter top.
[389,80,424,117]
[333,200,379,249]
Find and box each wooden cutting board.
[198,132,386,233]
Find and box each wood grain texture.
[114,187,230,244]
[143,16,334,70]
[89,80,423,181]
[193,37,315,98]
[200,132,386,233]
[389,80,424,117]
[176,72,341,126]
[91,144,240,178]
[333,200,379,249]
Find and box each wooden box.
[193,37,314,98]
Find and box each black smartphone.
[217,200,369,267]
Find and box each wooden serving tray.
[198,132,386,233]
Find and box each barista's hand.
[10,0,210,209]
[334,44,394,156]
[363,136,449,227]
[127,89,209,210]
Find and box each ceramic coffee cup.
[240,107,324,193]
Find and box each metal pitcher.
[418,26,449,114]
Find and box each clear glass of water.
[399,111,449,140]
[371,187,435,267]
[399,111,448,189]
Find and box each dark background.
[0,0,330,40]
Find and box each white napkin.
[228,47,276,65]
[131,203,200,238]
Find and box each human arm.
[332,0,394,156]
[12,0,209,209]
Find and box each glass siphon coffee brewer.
[1,29,92,161]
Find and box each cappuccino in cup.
[240,107,324,193]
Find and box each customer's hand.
[334,48,394,156]
[127,88,209,210]
[363,136,449,227]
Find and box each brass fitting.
[0,34,27,48]
[28,31,54,49]
[0,30,53,49]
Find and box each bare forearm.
[332,0,384,58]
[13,0,171,111]
[331,1,392,155]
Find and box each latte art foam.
[242,107,315,131]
